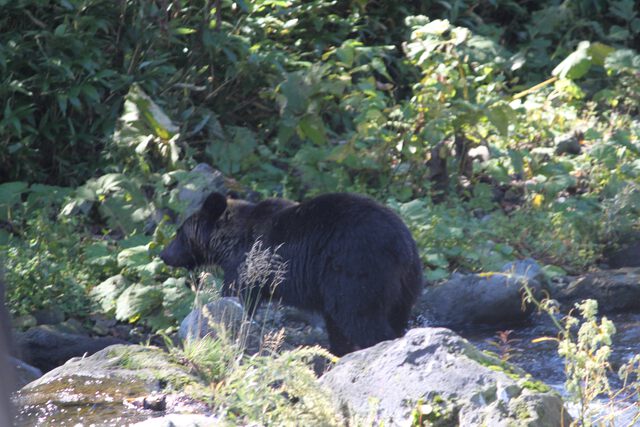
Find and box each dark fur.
[161,192,423,356]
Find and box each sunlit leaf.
[173,27,197,35]
[298,114,327,146]
[531,337,558,343]
[552,41,592,80]
[117,245,151,268]
[587,42,614,66]
[115,283,163,322]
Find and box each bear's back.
[265,193,419,263]
[270,193,413,244]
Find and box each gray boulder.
[10,357,42,390]
[604,242,640,268]
[31,307,65,325]
[551,268,640,313]
[320,327,570,427]
[251,303,329,351]
[176,163,226,220]
[15,344,211,426]
[15,324,125,372]
[178,297,245,342]
[417,259,545,326]
[179,298,329,357]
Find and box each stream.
[455,312,640,425]
[12,307,640,425]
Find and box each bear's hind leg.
[325,311,396,356]
[324,316,355,356]
[388,302,413,337]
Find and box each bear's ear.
[202,192,227,220]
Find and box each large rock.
[176,163,226,219]
[416,259,545,326]
[179,297,246,342]
[31,307,65,325]
[15,324,125,372]
[179,298,329,356]
[320,328,570,427]
[10,357,42,391]
[14,344,210,426]
[604,242,640,268]
[552,268,640,313]
[251,303,329,351]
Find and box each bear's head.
[160,192,253,270]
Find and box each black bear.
[160,192,423,356]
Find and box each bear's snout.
[160,240,194,269]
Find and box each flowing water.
[12,310,640,425]
[13,375,161,426]
[455,312,640,425]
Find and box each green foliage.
[0,182,95,316]
[180,334,238,385]
[558,300,615,424]
[392,197,514,279]
[411,395,456,426]
[523,284,640,426]
[2,0,640,329]
[215,346,339,425]
[2,215,92,317]
[165,316,339,424]
[393,191,608,277]
[1,0,130,184]
[0,149,199,326]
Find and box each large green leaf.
[605,49,640,74]
[84,241,117,268]
[552,41,592,80]
[0,182,28,205]
[90,274,130,314]
[0,182,28,220]
[161,277,194,322]
[587,42,614,66]
[115,283,163,322]
[298,114,327,146]
[117,245,151,268]
[123,84,179,140]
[486,103,514,136]
[26,184,72,212]
[278,72,311,116]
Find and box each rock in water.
[320,327,571,426]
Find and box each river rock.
[10,357,42,390]
[320,327,570,426]
[12,315,36,330]
[555,131,582,156]
[15,324,125,372]
[176,163,226,219]
[180,298,329,357]
[179,297,245,342]
[32,307,65,325]
[252,303,329,351]
[14,344,210,426]
[416,259,545,326]
[552,268,640,313]
[605,242,640,268]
